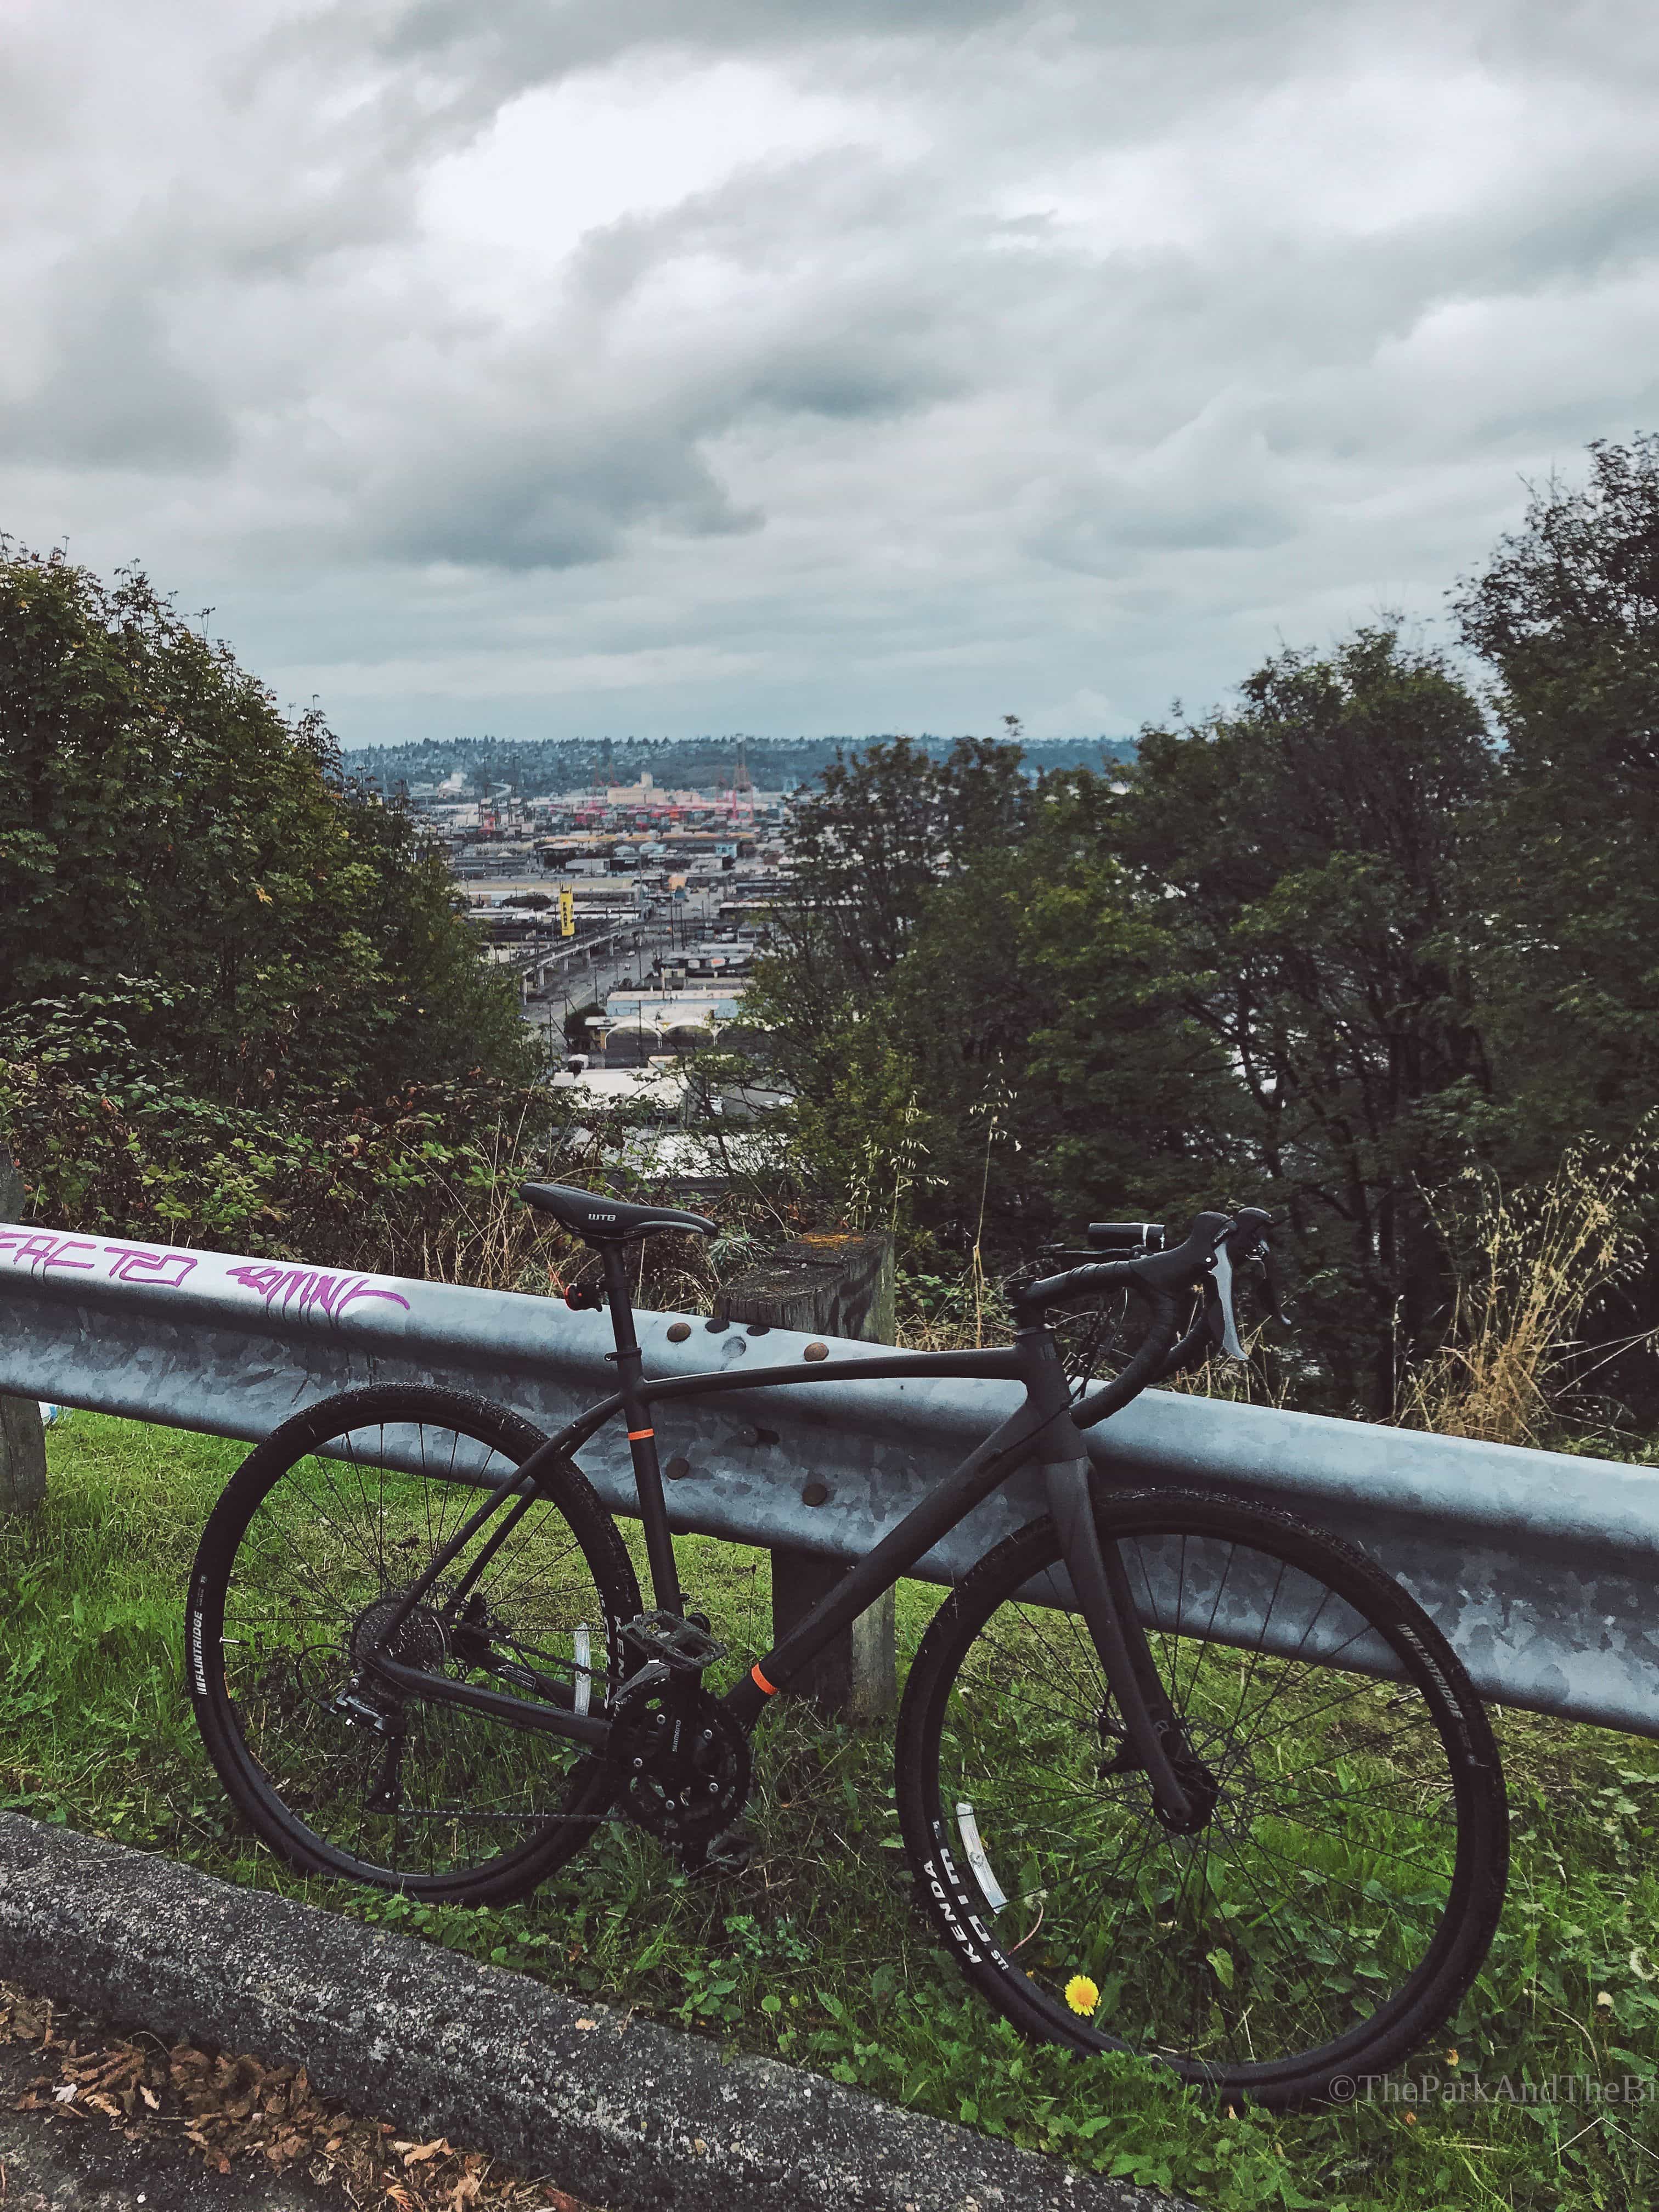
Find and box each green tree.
[769,736,1031,992]
[1112,627,1498,1408]
[1453,435,1659,1163]
[832,781,1239,1255]
[759,640,1503,1406]
[751,735,1035,1153]
[759,739,1233,1261]
[0,544,531,1105]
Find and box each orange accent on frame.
[751,1663,778,1696]
[627,1427,656,1442]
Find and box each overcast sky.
[5,2,1657,746]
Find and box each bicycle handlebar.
[1012,1206,1276,1430]
[1013,1210,1236,1317]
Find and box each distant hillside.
[341,732,1137,797]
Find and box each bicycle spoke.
[205,1401,631,1892]
[911,1499,1500,2094]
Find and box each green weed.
[4,1414,1659,2210]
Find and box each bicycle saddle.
[518,1181,718,1244]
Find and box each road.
[521,892,735,1056]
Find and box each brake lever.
[1204,1242,1248,1364]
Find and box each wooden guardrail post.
[717,1232,898,1719]
[0,1146,46,1519]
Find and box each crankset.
[607,1662,751,1854]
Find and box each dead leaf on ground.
[1,1978,606,2212]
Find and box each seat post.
[599,1240,681,1613]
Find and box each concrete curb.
[0,1814,1198,2212]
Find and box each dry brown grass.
[1164,1338,1296,1408]
[1397,1120,1658,1448]
[408,1129,1654,1460]
[416,1170,560,1298]
[407,1122,743,1323]
[893,1276,1014,1351]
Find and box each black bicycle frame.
[368,1258,1198,1823]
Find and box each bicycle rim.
[898,1490,1507,2105]
[189,1386,639,1901]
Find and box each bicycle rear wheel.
[188,1385,640,1903]
[897,1489,1506,2108]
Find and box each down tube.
[725,1403,1045,1716]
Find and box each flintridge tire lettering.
[1393,1623,1475,1751]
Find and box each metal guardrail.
[3,1220,1658,1737]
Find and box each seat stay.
[360,1453,536,1660]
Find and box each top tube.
[551,1341,1027,1458]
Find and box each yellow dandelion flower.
[1064,1974,1099,2016]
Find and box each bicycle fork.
[1024,1341,1205,1833]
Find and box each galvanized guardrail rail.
[3,1218,1658,1736]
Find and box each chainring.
[607,1666,751,1847]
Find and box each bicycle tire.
[188,1384,640,1904]
[896,1488,1506,2108]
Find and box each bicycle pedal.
[620,1610,726,1674]
[682,1822,755,1881]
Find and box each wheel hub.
[1096,1704,1222,1835]
[350,1590,449,1678]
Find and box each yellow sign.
[559,887,575,938]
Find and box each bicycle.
[185,1184,1508,2110]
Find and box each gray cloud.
[0,277,234,471]
[3,0,1658,741]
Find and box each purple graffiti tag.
[331,1275,412,1316]
[0,1230,98,1275]
[101,1244,200,1289]
[225,1263,410,1316]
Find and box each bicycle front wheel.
[897,1489,1506,2108]
[188,1385,640,1903]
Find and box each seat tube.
[600,1243,681,1612]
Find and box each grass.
[1399,1122,1659,1450]
[7,1414,1659,2210]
